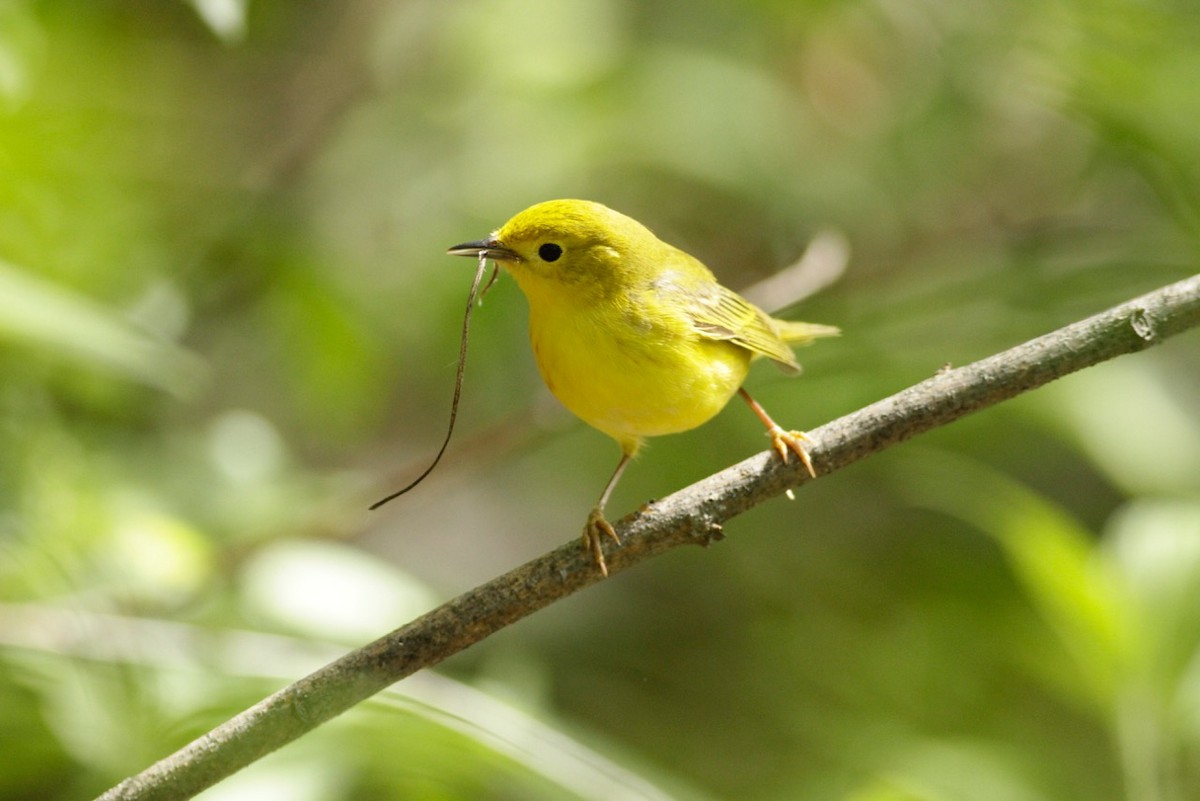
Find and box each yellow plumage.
[449,199,838,575]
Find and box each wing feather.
[687,283,802,373]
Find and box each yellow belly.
[527,301,751,453]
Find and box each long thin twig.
[98,274,1200,801]
[368,255,493,509]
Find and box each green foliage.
[1,0,1198,799]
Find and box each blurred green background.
[2,1,1199,799]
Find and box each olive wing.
[686,283,802,373]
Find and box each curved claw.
[583,506,621,577]
[767,426,816,478]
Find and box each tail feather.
[771,319,841,346]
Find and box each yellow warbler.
[450,199,838,575]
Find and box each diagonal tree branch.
[97,274,1200,801]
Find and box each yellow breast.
[525,289,751,453]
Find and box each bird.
[448,199,838,575]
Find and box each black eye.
[538,243,563,262]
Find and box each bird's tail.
[771,319,841,346]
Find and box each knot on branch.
[686,505,726,548]
[1130,307,1156,341]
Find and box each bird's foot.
[767,426,817,478]
[583,506,621,577]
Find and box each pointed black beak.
[447,238,521,262]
